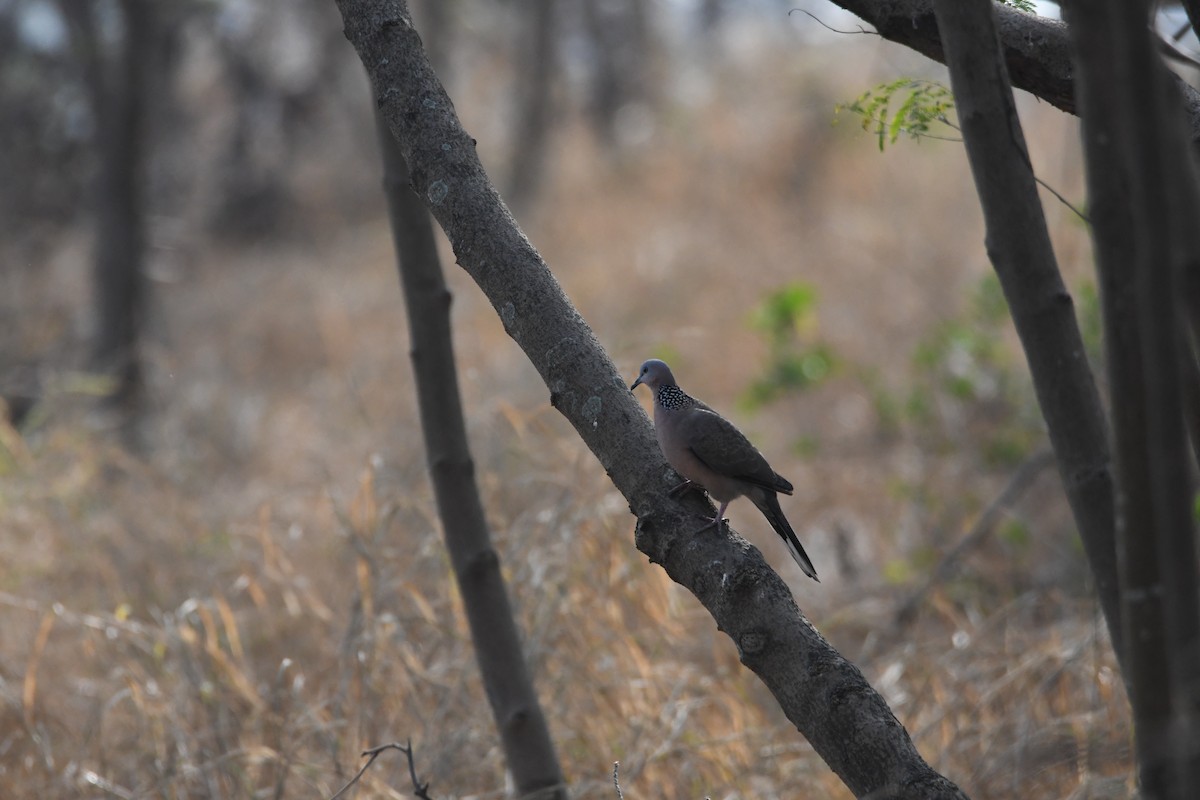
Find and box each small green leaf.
[884,558,915,585]
[999,519,1031,549]
[1074,279,1104,365]
[905,387,932,423]
[793,435,821,458]
[946,375,975,400]
[751,282,818,339]
[971,273,1009,324]
[984,430,1033,467]
[650,344,683,370]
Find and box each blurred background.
[0,1,1132,798]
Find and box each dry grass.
[0,29,1133,800]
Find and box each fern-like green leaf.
[837,79,955,152]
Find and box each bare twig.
[939,119,1088,223]
[328,740,431,800]
[1033,176,1089,224]
[788,8,878,36]
[612,761,623,800]
[896,449,1055,627]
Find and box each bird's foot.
[668,479,702,499]
[693,515,728,535]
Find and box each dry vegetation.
[0,22,1132,800]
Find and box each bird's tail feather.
[754,493,819,581]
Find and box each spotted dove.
[631,358,819,581]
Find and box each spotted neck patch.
[655,384,695,411]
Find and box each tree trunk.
[928,0,1126,678]
[1066,1,1200,794]
[505,0,558,216]
[374,108,567,798]
[61,0,151,416]
[581,0,651,149]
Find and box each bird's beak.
[630,375,643,391]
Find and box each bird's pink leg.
[694,500,730,534]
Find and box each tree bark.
[928,0,1126,676]
[338,2,969,796]
[374,108,567,798]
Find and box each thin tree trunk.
[340,3,969,796]
[1102,0,1200,792]
[1065,4,1178,793]
[413,0,452,79]
[374,108,567,799]
[928,0,1125,677]
[581,0,650,149]
[505,0,557,216]
[61,0,150,415]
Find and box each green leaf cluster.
[742,282,838,409]
[1073,278,1104,368]
[890,274,1044,466]
[743,274,1049,467]
[837,79,956,152]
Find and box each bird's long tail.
[753,492,819,581]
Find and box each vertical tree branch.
[374,108,567,798]
[1108,0,1200,792]
[60,0,151,416]
[504,0,558,215]
[1064,4,1177,792]
[927,0,1125,673]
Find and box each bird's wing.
[681,408,790,493]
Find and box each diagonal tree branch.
[336,1,970,796]
[1181,1,1200,44]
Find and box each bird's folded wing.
[682,409,784,492]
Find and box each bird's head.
[630,359,676,392]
